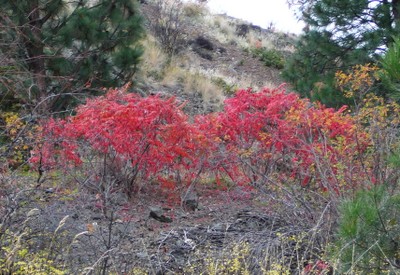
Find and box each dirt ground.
[1,172,327,274]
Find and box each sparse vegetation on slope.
[2,0,400,274]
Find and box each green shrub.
[333,185,400,274]
[251,47,285,69]
[212,77,238,95]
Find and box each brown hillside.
[136,0,298,113]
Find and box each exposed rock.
[190,36,216,60]
[236,23,262,37]
[250,23,262,33]
[192,36,214,51]
[149,206,173,223]
[193,47,213,60]
[236,23,249,37]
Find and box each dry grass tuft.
[205,15,238,45]
[182,0,208,18]
[183,69,224,105]
[139,35,168,80]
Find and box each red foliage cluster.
[31,86,206,194]
[200,86,370,194]
[31,85,371,196]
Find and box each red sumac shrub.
[31,86,205,196]
[198,85,371,195]
[31,84,372,199]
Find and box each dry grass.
[202,10,295,54]
[139,35,167,80]
[138,0,294,109]
[182,0,208,19]
[138,36,225,109]
[183,69,224,105]
[205,14,238,45]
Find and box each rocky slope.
[136,0,298,114]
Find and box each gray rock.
[149,206,173,223]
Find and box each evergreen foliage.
[335,185,400,273]
[283,0,400,107]
[380,37,400,100]
[0,0,144,114]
